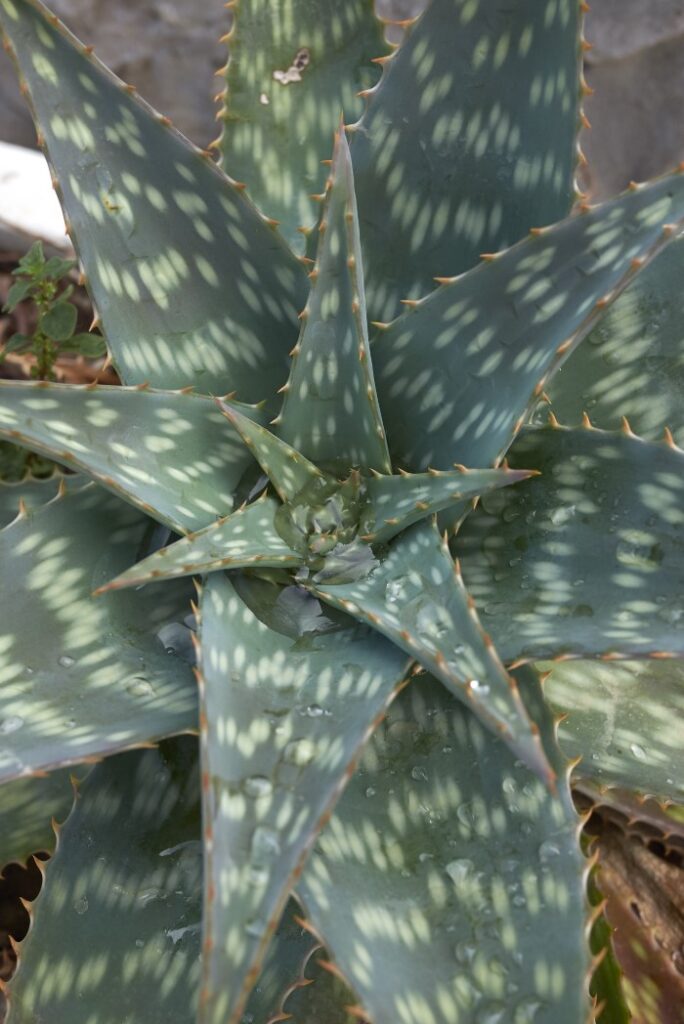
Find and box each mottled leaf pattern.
[219,0,388,252]
[0,0,307,396]
[0,486,196,782]
[7,739,203,1023]
[545,234,684,442]
[219,399,332,503]
[0,383,264,532]
[543,659,684,803]
[309,520,552,781]
[455,425,684,662]
[0,471,82,529]
[196,572,408,1024]
[372,172,684,471]
[352,0,580,320]
[0,3,680,1023]
[0,768,78,869]
[364,466,536,543]
[298,672,589,1024]
[98,494,301,593]
[276,125,391,474]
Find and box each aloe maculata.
[0,0,683,1021]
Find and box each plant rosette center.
[273,470,381,584]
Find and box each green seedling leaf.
[38,256,76,280]
[4,280,33,310]
[219,399,331,503]
[308,520,552,781]
[352,0,580,321]
[38,301,77,342]
[0,768,79,869]
[455,425,684,663]
[196,572,408,1024]
[545,233,684,442]
[0,485,196,782]
[542,659,684,804]
[14,241,45,277]
[364,466,536,543]
[372,170,684,471]
[276,125,391,475]
[1,334,32,356]
[298,670,590,1024]
[58,332,108,358]
[0,0,307,398]
[0,382,266,532]
[219,0,389,252]
[0,471,82,529]
[7,738,203,1023]
[98,494,302,593]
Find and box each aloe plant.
[0,1,683,1021]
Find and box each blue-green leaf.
[219,399,331,503]
[352,0,581,320]
[196,572,408,1024]
[363,465,536,543]
[543,659,684,804]
[544,234,684,442]
[0,768,79,869]
[0,382,265,532]
[455,425,684,662]
[276,125,391,475]
[297,670,590,1024]
[0,471,82,529]
[0,485,196,782]
[98,494,302,593]
[0,0,307,397]
[6,739,203,1023]
[308,521,552,781]
[219,0,389,252]
[372,171,684,471]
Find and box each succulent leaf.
[0,0,307,397]
[545,234,684,442]
[364,466,537,543]
[0,768,83,869]
[543,659,684,804]
[308,520,552,781]
[372,171,684,471]
[98,494,302,593]
[218,398,332,504]
[0,382,265,532]
[455,425,684,662]
[242,899,320,1023]
[297,670,590,1024]
[587,875,632,1024]
[281,950,359,1023]
[0,471,82,529]
[196,572,409,1024]
[0,485,196,782]
[219,0,389,252]
[276,124,391,475]
[6,738,203,1023]
[352,0,581,321]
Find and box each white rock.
[0,141,69,251]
